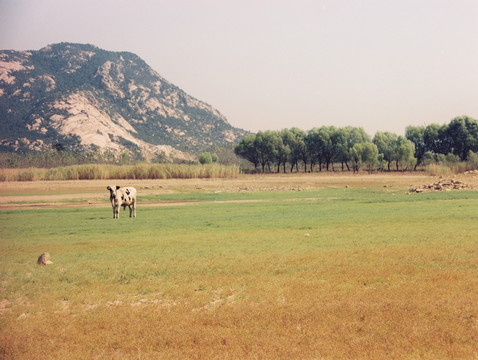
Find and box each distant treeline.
[0,148,145,169]
[234,116,478,173]
[0,145,245,169]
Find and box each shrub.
[445,153,460,163]
[466,151,478,169]
[422,151,435,166]
[198,152,212,165]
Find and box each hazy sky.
[1,0,477,136]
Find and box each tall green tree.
[234,134,259,169]
[276,130,291,173]
[345,127,371,170]
[254,131,277,172]
[361,142,379,172]
[391,136,416,171]
[281,129,301,172]
[331,127,349,171]
[423,123,444,155]
[306,126,339,171]
[445,116,478,160]
[306,128,324,172]
[405,125,426,169]
[320,126,336,171]
[373,132,397,171]
[288,128,308,172]
[349,142,379,173]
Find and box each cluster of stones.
[409,178,470,193]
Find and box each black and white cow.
[107,185,137,219]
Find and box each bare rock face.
[37,252,53,265]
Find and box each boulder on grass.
[37,252,53,265]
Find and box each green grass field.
[1,186,478,359]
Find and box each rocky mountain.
[0,42,247,160]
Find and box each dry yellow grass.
[2,245,477,359]
[0,163,240,181]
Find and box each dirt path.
[0,198,268,211]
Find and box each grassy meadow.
[1,182,478,359]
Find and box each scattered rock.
[37,252,53,265]
[409,178,472,193]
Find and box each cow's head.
[107,185,121,201]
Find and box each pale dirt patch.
[192,289,238,312]
[80,293,175,311]
[0,299,12,313]
[106,300,123,307]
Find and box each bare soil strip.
[1,172,475,211]
[0,199,267,211]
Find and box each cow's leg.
[115,206,120,219]
[133,200,136,218]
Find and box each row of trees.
[405,116,478,166]
[234,116,478,173]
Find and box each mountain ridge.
[0,42,247,160]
